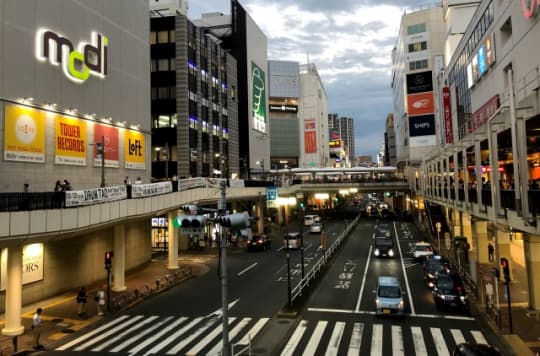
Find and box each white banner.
[131,181,172,198]
[1,243,44,291]
[228,179,245,188]
[206,178,226,188]
[65,185,127,207]
[178,177,206,191]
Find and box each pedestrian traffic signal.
[216,212,249,228]
[105,250,113,269]
[180,205,198,214]
[96,142,104,156]
[178,215,207,227]
[500,257,510,281]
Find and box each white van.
[284,232,302,249]
[374,276,405,316]
[304,215,320,226]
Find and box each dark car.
[246,234,271,251]
[376,223,391,237]
[433,273,469,312]
[423,255,446,288]
[452,342,502,355]
[373,236,395,258]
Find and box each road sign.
[435,222,442,232]
[266,187,277,208]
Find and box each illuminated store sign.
[36,29,108,83]
[522,0,540,19]
[251,61,266,133]
[467,34,495,88]
[269,104,298,113]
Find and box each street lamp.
[277,196,297,310]
[256,159,265,181]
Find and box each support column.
[474,220,489,264]
[167,211,179,270]
[496,229,512,280]
[256,195,264,234]
[525,236,540,309]
[2,246,24,336]
[452,209,462,237]
[112,224,127,292]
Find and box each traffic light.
[300,202,305,210]
[181,205,198,214]
[501,257,510,282]
[216,212,249,228]
[105,251,113,269]
[177,215,207,227]
[385,191,393,198]
[96,142,104,156]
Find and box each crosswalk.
[281,319,488,355]
[55,314,488,355]
[55,314,269,355]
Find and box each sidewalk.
[414,221,540,356]
[0,252,214,355]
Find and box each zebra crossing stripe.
[303,320,327,356]
[371,324,383,356]
[347,322,363,356]
[140,317,201,355]
[125,316,187,355]
[55,315,130,351]
[430,327,450,356]
[411,326,428,355]
[450,329,465,345]
[392,325,404,355]
[186,317,236,356]
[236,317,269,346]
[326,321,345,355]
[206,317,252,356]
[74,315,145,351]
[91,316,159,351]
[471,330,488,345]
[110,316,174,353]
[281,320,308,356]
[166,317,220,354]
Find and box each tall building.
[384,113,397,166]
[149,2,239,179]
[328,114,355,165]
[299,63,329,168]
[268,60,300,169]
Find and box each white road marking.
[92,316,159,351]
[411,326,428,355]
[371,324,383,356]
[306,307,475,320]
[111,317,174,352]
[451,329,465,345]
[281,320,308,356]
[237,262,258,276]
[236,317,269,346]
[141,317,201,355]
[326,321,345,355]
[471,330,488,344]
[206,317,252,355]
[308,307,354,314]
[394,222,415,315]
[430,327,450,356]
[127,317,188,355]
[347,322,363,356]
[74,315,145,351]
[186,317,236,356]
[302,320,327,356]
[392,325,404,355]
[166,316,219,354]
[354,245,372,312]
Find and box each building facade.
[384,113,397,166]
[328,114,355,166]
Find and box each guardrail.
[290,214,360,303]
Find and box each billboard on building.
[94,124,119,167]
[443,87,453,144]
[4,104,46,163]
[304,118,316,153]
[409,114,436,147]
[406,71,433,94]
[1,243,44,290]
[252,61,266,133]
[407,92,434,116]
[55,115,87,166]
[268,61,300,98]
[124,129,145,169]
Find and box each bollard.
[12,336,17,352]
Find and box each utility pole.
[219,179,230,356]
[100,136,105,187]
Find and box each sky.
[186,0,439,160]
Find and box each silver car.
[375,276,405,316]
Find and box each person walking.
[488,243,495,262]
[95,288,105,316]
[76,287,88,316]
[32,307,43,349]
[54,180,62,192]
[23,183,30,192]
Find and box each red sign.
[304,131,316,153]
[443,87,453,144]
[94,124,119,167]
[522,0,540,19]
[407,92,435,116]
[470,95,500,133]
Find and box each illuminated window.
[150,31,157,44]
[157,31,168,43]
[169,30,175,42]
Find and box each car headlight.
[376,299,381,308]
[428,273,434,279]
[388,249,394,257]
[399,300,404,309]
[374,249,380,256]
[460,296,467,302]
[428,281,434,288]
[438,294,446,300]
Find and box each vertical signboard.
[55,115,87,165]
[251,61,266,133]
[94,124,119,167]
[4,104,45,163]
[125,130,145,169]
[443,87,453,144]
[304,119,316,153]
[1,243,44,290]
[407,92,435,116]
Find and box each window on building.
[158,58,169,71]
[408,41,427,52]
[151,87,157,100]
[157,30,169,43]
[158,87,169,99]
[169,30,175,43]
[151,59,157,72]
[407,23,426,35]
[169,58,176,71]
[150,31,156,44]
[409,60,428,70]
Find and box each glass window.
[158,115,170,127]
[171,114,178,127]
[169,30,175,42]
[150,31,157,44]
[158,58,169,71]
[158,87,169,99]
[157,30,168,43]
[151,59,157,72]
[408,41,427,53]
[169,58,176,71]
[151,87,157,100]
[407,23,426,35]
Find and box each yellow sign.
[55,115,87,165]
[124,130,145,169]
[4,104,46,163]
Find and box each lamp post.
[277,197,296,311]
[314,193,329,261]
[257,159,265,181]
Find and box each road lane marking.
[111,317,174,352]
[127,317,188,354]
[306,307,475,320]
[371,324,383,356]
[303,321,327,356]
[347,322,363,356]
[392,325,404,355]
[354,245,372,312]
[411,326,428,355]
[55,315,131,350]
[237,262,258,276]
[430,327,450,356]
[326,321,345,355]
[451,329,465,345]
[185,317,236,356]
[394,222,415,315]
[74,315,145,351]
[282,320,308,356]
[92,316,159,351]
[471,330,488,344]
[206,317,252,355]
[236,317,269,346]
[142,317,202,355]
[166,316,219,354]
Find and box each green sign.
[251,61,266,133]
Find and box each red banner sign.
[471,94,500,133]
[304,131,316,153]
[522,0,540,19]
[443,87,453,144]
[407,92,434,116]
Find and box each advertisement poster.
[55,115,87,165]
[443,87,454,144]
[409,114,436,137]
[304,131,316,153]
[1,243,44,291]
[4,104,45,163]
[251,61,266,133]
[406,70,433,94]
[124,130,145,169]
[94,124,119,168]
[407,92,434,116]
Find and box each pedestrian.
[76,287,88,316]
[124,176,131,185]
[32,307,43,349]
[95,288,105,316]
[62,179,72,191]
[54,180,62,192]
[23,183,30,192]
[135,176,142,184]
[488,243,494,262]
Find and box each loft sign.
[522,0,540,19]
[36,29,109,83]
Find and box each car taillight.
[426,247,431,251]
[457,286,462,293]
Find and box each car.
[246,234,271,251]
[374,276,405,316]
[283,232,302,249]
[373,236,395,258]
[452,342,502,356]
[423,255,446,288]
[413,241,434,261]
[433,272,469,312]
[304,215,320,226]
[376,223,391,237]
[310,222,322,233]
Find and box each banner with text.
[131,181,172,198]
[124,130,145,169]
[65,185,127,207]
[1,243,44,290]
[4,104,46,163]
[55,115,87,165]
